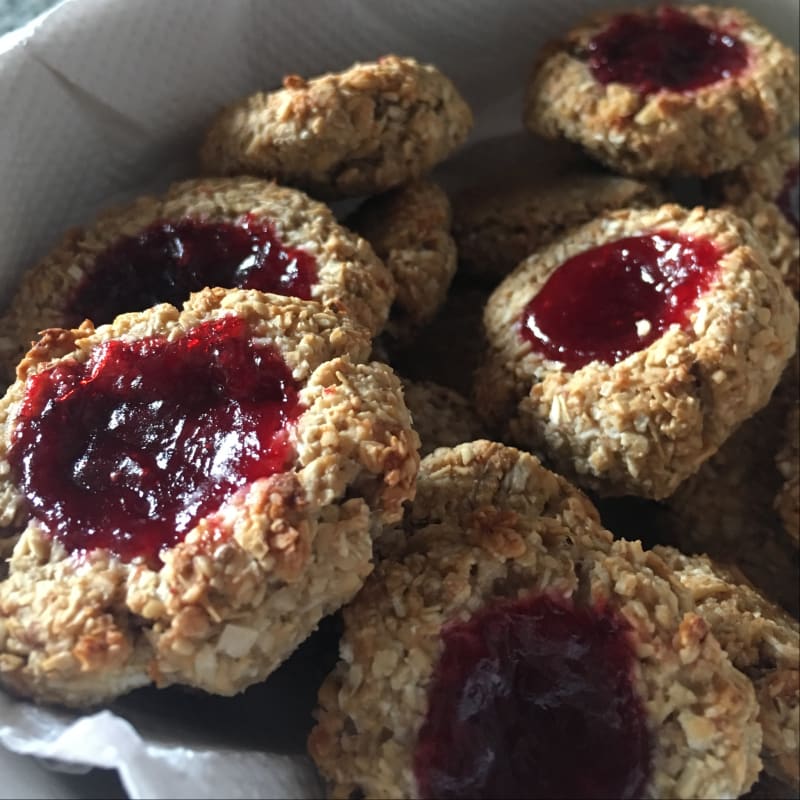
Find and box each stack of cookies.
[0,7,797,799]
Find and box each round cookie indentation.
[519,231,720,371]
[69,216,318,327]
[413,592,650,800]
[587,7,747,95]
[8,315,302,565]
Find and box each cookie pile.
[0,5,798,799]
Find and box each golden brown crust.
[656,547,799,788]
[309,441,761,799]
[348,180,457,342]
[0,178,395,383]
[200,57,473,199]
[453,171,663,283]
[400,380,486,457]
[524,6,800,177]
[476,204,799,499]
[0,288,420,707]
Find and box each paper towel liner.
[0,0,797,797]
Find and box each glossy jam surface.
[413,594,650,799]
[69,216,318,326]
[520,231,720,371]
[8,316,301,564]
[777,164,799,229]
[587,7,748,94]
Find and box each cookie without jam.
[0,288,419,707]
[348,180,457,343]
[309,441,762,799]
[656,546,799,789]
[0,178,394,385]
[200,56,473,199]
[477,204,799,499]
[400,379,486,457]
[524,5,799,177]
[453,171,662,284]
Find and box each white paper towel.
[0,0,797,797]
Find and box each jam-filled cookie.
[348,180,457,342]
[453,171,662,284]
[309,441,761,799]
[656,547,799,789]
[200,56,473,199]
[0,178,394,383]
[718,136,799,297]
[0,288,419,707]
[524,5,799,177]
[401,380,486,457]
[476,204,798,499]
[776,402,799,546]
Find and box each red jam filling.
[520,231,720,371]
[68,216,318,326]
[413,594,650,799]
[777,164,799,230]
[587,7,748,94]
[7,316,301,564]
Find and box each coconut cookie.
[524,5,799,177]
[476,204,798,499]
[200,56,473,199]
[309,441,762,800]
[719,137,799,297]
[453,172,662,284]
[348,181,457,342]
[0,288,419,708]
[656,547,799,788]
[401,380,486,457]
[0,178,394,384]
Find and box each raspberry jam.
[520,231,720,370]
[69,216,318,326]
[777,164,799,230]
[413,594,650,799]
[587,7,748,94]
[8,316,301,564]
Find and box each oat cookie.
[309,441,761,799]
[453,171,662,284]
[0,288,419,707]
[524,5,799,177]
[776,401,799,546]
[476,204,798,499]
[200,57,473,199]
[656,547,799,788]
[348,180,457,342]
[0,178,394,384]
[401,380,486,457]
